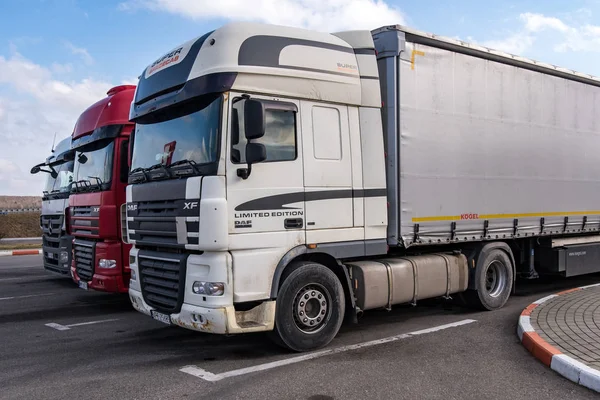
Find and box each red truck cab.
[68,85,135,293]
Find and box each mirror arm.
[237,164,252,180]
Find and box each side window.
[231,98,297,164]
[312,106,342,160]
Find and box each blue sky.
[2,0,600,195]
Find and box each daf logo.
[127,204,137,211]
[93,207,100,213]
[183,202,199,210]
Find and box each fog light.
[99,259,117,269]
[192,281,225,296]
[130,269,136,281]
[59,251,69,263]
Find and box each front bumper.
[129,288,275,334]
[71,240,129,293]
[42,234,73,276]
[72,268,129,293]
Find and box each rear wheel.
[270,262,345,352]
[465,247,514,310]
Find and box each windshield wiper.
[145,163,172,178]
[87,176,104,187]
[168,159,201,174]
[72,179,92,193]
[129,167,149,182]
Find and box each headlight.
[192,281,225,296]
[59,251,69,263]
[99,259,117,269]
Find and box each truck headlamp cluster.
[99,259,117,269]
[192,281,224,296]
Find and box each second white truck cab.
[31,136,75,275]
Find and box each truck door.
[300,101,355,243]
[227,94,305,238]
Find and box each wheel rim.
[292,283,331,334]
[485,260,507,298]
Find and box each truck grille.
[127,199,200,249]
[41,214,63,272]
[70,206,100,237]
[73,239,95,282]
[138,250,188,313]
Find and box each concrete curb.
[0,249,42,257]
[518,283,600,393]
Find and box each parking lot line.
[0,293,55,301]
[45,318,121,331]
[180,318,477,382]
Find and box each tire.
[270,262,345,352]
[465,247,514,310]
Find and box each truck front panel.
[69,85,135,293]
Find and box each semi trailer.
[68,85,135,293]
[31,136,75,275]
[123,22,600,352]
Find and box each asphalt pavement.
[1,255,599,400]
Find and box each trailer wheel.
[270,261,345,352]
[466,248,513,310]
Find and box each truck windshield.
[72,140,114,193]
[43,161,74,200]
[130,95,222,181]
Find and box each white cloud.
[51,62,74,74]
[480,11,600,58]
[118,0,405,31]
[520,12,570,33]
[120,77,139,86]
[64,41,94,65]
[483,33,535,55]
[0,50,113,195]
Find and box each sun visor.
[134,31,214,106]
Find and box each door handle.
[284,218,303,229]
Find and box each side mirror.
[30,165,41,174]
[237,142,266,180]
[246,143,266,164]
[50,170,58,179]
[244,99,265,140]
[77,153,88,164]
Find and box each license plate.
[151,310,171,325]
[78,281,88,290]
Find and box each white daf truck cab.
[31,136,75,275]
[123,22,600,351]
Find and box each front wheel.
[270,262,345,352]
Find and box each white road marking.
[180,318,478,382]
[45,323,70,331]
[67,318,120,327]
[45,318,121,331]
[0,293,54,301]
[409,319,477,335]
